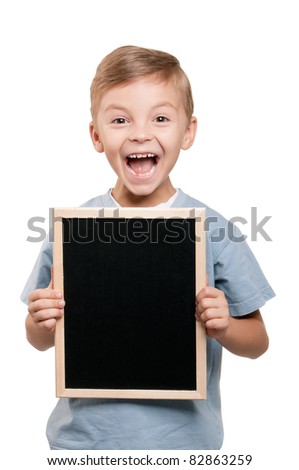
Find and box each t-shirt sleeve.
[20,236,53,305]
[213,225,275,317]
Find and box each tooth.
[127,153,156,159]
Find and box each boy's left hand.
[195,286,230,339]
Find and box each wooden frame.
[53,207,206,400]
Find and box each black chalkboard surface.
[53,207,206,399]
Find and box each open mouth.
[125,153,158,178]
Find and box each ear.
[181,116,197,150]
[89,121,104,153]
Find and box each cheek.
[105,152,119,169]
[101,130,125,153]
[100,137,118,157]
[166,138,185,159]
[103,144,125,174]
[163,125,187,149]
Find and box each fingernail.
[59,300,65,307]
[55,292,62,299]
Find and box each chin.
[127,184,160,198]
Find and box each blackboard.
[53,207,206,399]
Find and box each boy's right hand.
[28,284,65,333]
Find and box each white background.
[1,1,298,468]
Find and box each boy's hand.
[195,286,230,339]
[28,284,65,333]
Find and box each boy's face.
[90,77,197,206]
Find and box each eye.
[111,117,127,124]
[155,115,169,123]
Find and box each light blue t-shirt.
[21,189,275,450]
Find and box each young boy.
[21,45,275,450]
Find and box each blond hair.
[90,45,194,123]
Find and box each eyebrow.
[103,104,129,113]
[152,102,177,111]
[103,102,177,113]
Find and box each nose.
[129,122,153,142]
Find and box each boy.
[21,45,275,450]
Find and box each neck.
[112,178,176,207]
